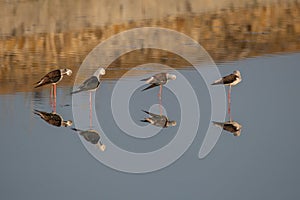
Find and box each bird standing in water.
[71,68,106,126]
[140,110,176,128]
[71,68,106,95]
[211,70,242,120]
[34,68,72,111]
[35,68,72,96]
[141,72,176,115]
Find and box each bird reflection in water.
[71,128,106,151]
[33,109,73,127]
[212,120,242,136]
[211,70,242,120]
[140,110,176,128]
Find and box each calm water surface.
[1,53,300,199]
[1,0,300,199]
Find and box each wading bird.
[71,68,106,95]
[141,72,176,114]
[211,70,242,119]
[71,68,106,126]
[35,68,72,97]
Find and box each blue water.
[0,53,300,199]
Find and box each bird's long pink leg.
[89,91,92,128]
[50,85,53,99]
[53,84,57,98]
[53,84,57,112]
[53,94,57,112]
[50,85,53,108]
[158,85,163,115]
[228,86,232,121]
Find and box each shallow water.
[1,0,300,199]
[1,53,300,199]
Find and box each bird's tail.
[33,109,43,115]
[140,77,150,81]
[211,78,222,85]
[34,76,52,88]
[34,80,46,88]
[34,85,42,88]
[70,90,81,95]
[71,127,83,132]
[141,110,150,115]
[212,121,224,128]
[140,119,150,123]
[141,84,157,91]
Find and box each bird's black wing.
[142,110,161,118]
[222,74,238,85]
[34,69,61,88]
[48,69,62,83]
[47,114,63,127]
[80,76,100,90]
[80,130,100,144]
[143,111,168,127]
[141,83,159,91]
[72,76,99,94]
[34,110,62,127]
[155,115,168,127]
[223,123,239,133]
[153,73,167,84]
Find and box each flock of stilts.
[140,70,243,136]
[33,67,243,152]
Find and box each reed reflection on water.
[1,0,300,94]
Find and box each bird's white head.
[94,68,106,77]
[167,73,177,80]
[230,121,242,132]
[63,120,73,127]
[167,120,177,127]
[233,70,241,77]
[99,68,106,75]
[62,68,73,76]
[233,131,241,137]
[99,144,106,151]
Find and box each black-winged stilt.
[35,68,72,96]
[34,68,72,111]
[211,70,242,120]
[71,68,106,126]
[141,72,176,114]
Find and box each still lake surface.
[1,0,300,199]
[1,53,300,199]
